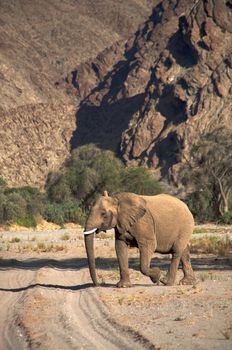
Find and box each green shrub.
[65,145,124,202]
[4,186,44,216]
[46,145,164,210]
[3,193,27,223]
[42,200,86,226]
[0,146,165,227]
[42,202,65,225]
[185,190,215,223]
[219,211,232,224]
[46,173,71,203]
[0,193,7,224]
[60,200,86,225]
[10,237,21,243]
[0,187,44,227]
[16,215,37,228]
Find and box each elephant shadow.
[0,255,231,292]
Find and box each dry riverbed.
[0,226,232,349]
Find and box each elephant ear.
[115,193,146,233]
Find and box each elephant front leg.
[115,238,132,288]
[139,245,160,284]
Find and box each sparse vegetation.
[16,215,37,228]
[193,227,232,234]
[219,211,232,224]
[46,144,164,210]
[34,242,66,252]
[179,128,232,223]
[174,316,186,321]
[221,325,232,340]
[42,200,86,226]
[61,233,70,241]
[0,184,44,227]
[1,137,231,229]
[96,232,114,240]
[198,272,211,282]
[190,235,232,256]
[0,145,164,228]
[10,237,21,243]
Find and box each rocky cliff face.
[0,0,154,110]
[121,0,232,184]
[0,104,76,188]
[71,0,232,185]
[0,0,231,188]
[0,0,155,187]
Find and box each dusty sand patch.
[0,227,232,349]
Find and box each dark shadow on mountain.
[156,85,187,125]
[167,17,199,69]
[71,93,145,153]
[146,131,183,181]
[125,2,165,59]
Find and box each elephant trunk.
[84,232,99,286]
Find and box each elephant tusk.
[83,228,97,235]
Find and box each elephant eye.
[101,211,107,218]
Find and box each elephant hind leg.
[160,251,181,286]
[139,246,160,284]
[180,245,196,285]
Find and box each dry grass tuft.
[32,242,66,253]
[96,232,114,240]
[61,233,70,241]
[10,237,21,243]
[190,235,232,256]
[221,324,232,340]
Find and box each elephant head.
[83,191,146,285]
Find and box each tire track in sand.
[0,262,157,349]
[0,267,36,350]
[62,269,156,350]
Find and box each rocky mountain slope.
[0,0,231,189]
[0,0,156,187]
[70,0,232,185]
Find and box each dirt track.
[0,256,156,349]
[0,228,232,349]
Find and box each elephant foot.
[150,274,161,284]
[116,279,132,288]
[160,276,175,286]
[149,268,161,284]
[93,282,100,287]
[179,276,196,285]
[150,278,161,286]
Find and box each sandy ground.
[0,227,232,350]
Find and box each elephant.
[84,191,196,287]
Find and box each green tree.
[46,144,124,206]
[1,192,27,223]
[46,173,71,203]
[46,144,164,209]
[121,167,163,195]
[180,128,232,219]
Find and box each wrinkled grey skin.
[84,192,195,287]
